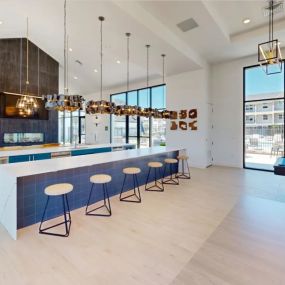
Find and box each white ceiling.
[0,0,285,95]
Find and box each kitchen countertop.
[0,146,183,178]
[0,143,134,157]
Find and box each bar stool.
[86,174,112,217]
[120,167,141,203]
[145,162,164,192]
[39,183,73,237]
[163,158,179,185]
[176,155,191,179]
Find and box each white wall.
[166,67,212,168]
[211,55,257,168]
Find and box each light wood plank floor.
[0,166,285,285]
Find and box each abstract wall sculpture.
[179,121,187,130]
[179,110,187,119]
[170,121,178,130]
[170,108,198,131]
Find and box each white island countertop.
[0,146,183,178]
[0,146,183,240]
[0,143,134,157]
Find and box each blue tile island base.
[17,150,179,229]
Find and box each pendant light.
[15,17,39,117]
[42,0,84,111]
[258,0,283,75]
[86,16,115,115]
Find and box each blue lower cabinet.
[33,153,51,161]
[9,155,31,163]
[124,145,136,150]
[71,147,112,157]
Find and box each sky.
[245,64,284,97]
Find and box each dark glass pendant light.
[86,16,115,115]
[43,0,84,111]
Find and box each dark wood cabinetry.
[0,38,59,146]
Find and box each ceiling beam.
[113,1,207,69]
[200,0,230,42]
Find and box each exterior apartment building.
[245,92,284,155]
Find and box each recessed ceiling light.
[69,48,73,52]
[73,76,78,80]
[116,60,121,64]
[0,21,3,25]
[243,18,251,24]
[94,69,98,72]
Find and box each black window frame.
[243,61,285,172]
[110,83,166,148]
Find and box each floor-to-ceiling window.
[58,110,86,145]
[110,84,166,148]
[244,63,284,170]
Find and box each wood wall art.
[170,111,178,120]
[170,108,198,131]
[170,121,178,130]
[189,109,197,119]
[179,121,187,130]
[179,110,187,119]
[189,120,197,130]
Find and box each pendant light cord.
[99,17,104,101]
[26,18,29,90]
[162,54,166,84]
[64,0,67,95]
[38,47,40,97]
[146,45,150,88]
[126,33,130,92]
[269,0,272,43]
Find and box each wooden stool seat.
[44,183,73,196]
[90,174,112,184]
[123,167,141,175]
[165,158,178,164]
[148,162,163,168]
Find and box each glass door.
[244,63,284,170]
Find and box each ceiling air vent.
[177,18,198,32]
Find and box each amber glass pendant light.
[15,18,39,117]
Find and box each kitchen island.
[0,146,182,240]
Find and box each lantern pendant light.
[16,17,39,117]
[86,16,115,115]
[258,0,283,75]
[42,0,84,112]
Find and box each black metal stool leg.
[120,173,141,203]
[86,183,112,217]
[145,167,164,192]
[39,194,72,237]
[104,184,112,215]
[163,163,179,185]
[134,174,141,202]
[176,159,191,179]
[145,168,151,191]
[39,196,50,233]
